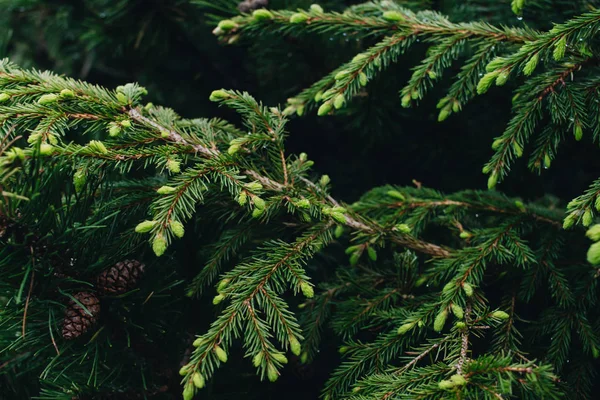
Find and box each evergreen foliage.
[2,1,600,399]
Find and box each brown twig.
[456,303,471,375]
[280,149,288,186]
[129,107,451,258]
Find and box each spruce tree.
[2,1,600,399]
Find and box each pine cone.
[62,292,101,340]
[253,0,268,8]
[237,0,268,13]
[96,259,145,295]
[237,1,252,13]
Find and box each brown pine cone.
[238,0,268,13]
[96,259,145,295]
[62,291,101,340]
[252,0,268,8]
[237,1,253,13]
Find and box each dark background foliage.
[1,0,598,398]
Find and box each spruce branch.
[0,55,586,399]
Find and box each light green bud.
[359,72,368,86]
[157,186,177,194]
[397,323,414,335]
[544,154,552,169]
[38,93,59,105]
[450,374,467,386]
[438,380,455,390]
[367,246,377,261]
[253,352,263,367]
[401,93,411,108]
[193,372,205,389]
[523,53,539,76]
[333,94,345,109]
[331,212,346,224]
[228,144,241,155]
[88,140,108,154]
[289,336,301,356]
[108,123,122,137]
[267,364,279,382]
[334,70,350,80]
[253,9,273,20]
[167,159,181,173]
[382,11,404,21]
[512,142,523,158]
[135,220,157,233]
[433,309,448,332]
[213,294,225,305]
[290,13,309,23]
[300,352,308,363]
[451,303,464,319]
[179,365,190,376]
[495,71,509,86]
[395,224,411,233]
[442,281,455,294]
[237,191,248,206]
[586,225,600,242]
[317,101,332,116]
[438,108,450,122]
[116,92,128,104]
[386,190,405,200]
[245,181,263,191]
[300,282,314,298]
[514,200,526,212]
[218,20,237,31]
[477,71,500,94]
[182,383,194,400]
[310,4,324,13]
[217,279,231,293]
[152,234,167,257]
[459,231,472,239]
[462,282,474,297]
[487,172,498,190]
[59,89,75,98]
[563,213,576,230]
[214,346,228,362]
[587,241,600,265]
[492,310,510,320]
[170,220,185,238]
[272,353,288,364]
[253,196,266,210]
[583,209,594,227]
[574,123,583,141]
[209,89,230,102]
[39,143,55,156]
[553,36,567,61]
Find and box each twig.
[456,303,471,375]
[129,107,451,258]
[280,149,288,186]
